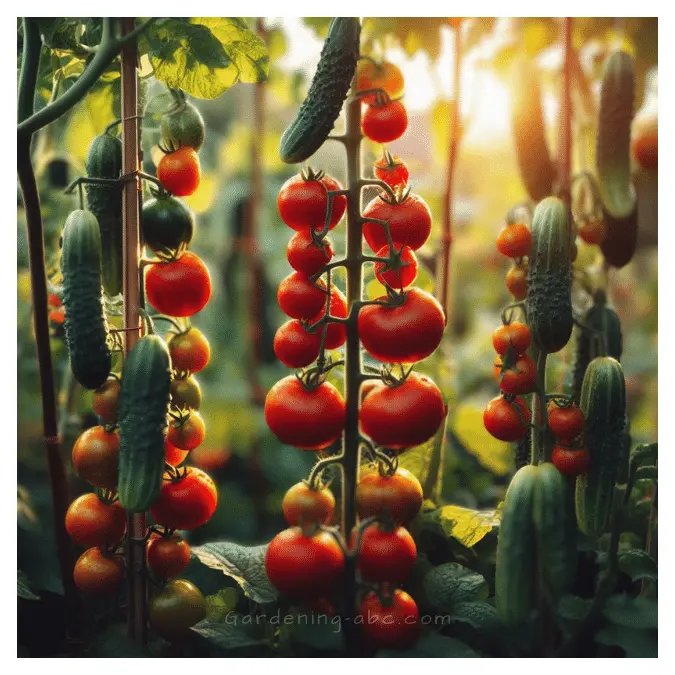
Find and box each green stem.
[530,346,549,465]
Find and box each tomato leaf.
[376,633,479,658]
[423,562,489,612]
[618,549,657,583]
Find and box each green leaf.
[205,587,239,620]
[556,594,592,622]
[17,570,39,601]
[423,563,489,612]
[603,595,658,630]
[191,618,268,650]
[435,504,501,548]
[631,443,657,468]
[618,549,657,583]
[192,541,276,603]
[301,18,333,39]
[447,601,501,630]
[286,612,343,651]
[635,465,658,481]
[377,633,479,657]
[36,18,81,50]
[595,624,658,658]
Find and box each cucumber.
[60,209,112,390]
[526,197,573,353]
[85,133,123,296]
[160,99,205,152]
[279,18,360,163]
[118,335,172,513]
[576,357,626,538]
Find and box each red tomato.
[496,223,532,258]
[499,354,537,395]
[492,321,531,356]
[373,152,409,189]
[483,395,530,441]
[65,493,126,548]
[353,523,417,584]
[374,244,418,289]
[265,527,345,598]
[282,482,335,527]
[358,288,445,363]
[165,439,189,467]
[150,467,217,531]
[168,327,210,374]
[308,286,348,349]
[286,231,334,276]
[356,61,405,104]
[274,320,322,368]
[362,100,408,144]
[49,307,66,325]
[157,147,201,197]
[265,376,346,450]
[355,467,423,525]
[93,378,121,424]
[48,292,62,307]
[552,445,590,477]
[632,134,658,170]
[168,411,206,451]
[147,535,191,579]
[494,354,503,381]
[548,403,585,442]
[277,272,327,320]
[71,426,119,490]
[505,265,528,300]
[277,172,347,231]
[145,251,211,317]
[362,193,432,252]
[359,589,420,650]
[360,372,447,450]
[73,548,125,595]
[578,220,607,245]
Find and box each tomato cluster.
[549,400,590,477]
[496,220,531,300]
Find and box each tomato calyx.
[376,148,403,172]
[299,165,326,182]
[379,363,414,389]
[377,183,412,206]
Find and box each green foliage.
[377,633,479,658]
[618,549,657,583]
[423,563,489,612]
[17,570,40,601]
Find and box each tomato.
[552,445,590,477]
[157,147,201,197]
[145,251,211,317]
[483,395,530,441]
[65,493,126,548]
[189,446,232,473]
[505,265,528,300]
[362,192,432,252]
[287,230,334,276]
[165,439,189,467]
[49,307,66,325]
[496,223,532,258]
[274,319,322,368]
[168,327,210,374]
[48,292,62,307]
[265,527,345,597]
[373,152,409,189]
[93,378,120,424]
[71,425,120,489]
[147,534,191,579]
[265,376,346,450]
[353,523,416,584]
[492,321,531,356]
[356,60,405,104]
[358,589,420,650]
[360,372,447,450]
[73,547,125,595]
[308,286,348,349]
[356,467,423,525]
[499,354,537,395]
[358,288,445,363]
[578,219,607,245]
[277,171,347,231]
[141,195,194,253]
[631,134,658,170]
[168,411,206,451]
[151,467,217,531]
[278,272,328,320]
[149,579,207,641]
[374,244,418,289]
[160,100,205,152]
[282,482,335,527]
[360,379,380,403]
[362,100,408,144]
[494,354,503,381]
[170,375,202,411]
[548,403,585,442]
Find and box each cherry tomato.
[168,327,210,374]
[632,134,658,170]
[286,231,334,276]
[496,223,532,258]
[145,251,211,317]
[49,307,66,325]
[282,482,335,527]
[353,523,417,584]
[374,244,418,289]
[360,372,446,450]
[356,60,405,104]
[360,379,380,403]
[265,376,346,450]
[65,493,126,548]
[362,192,432,252]
[374,152,409,189]
[277,272,328,320]
[505,265,528,300]
[265,527,345,598]
[362,100,408,144]
[358,288,445,363]
[147,534,191,579]
[48,292,62,307]
[73,547,125,595]
[356,467,423,525]
[71,425,120,489]
[92,378,120,424]
[189,446,232,473]
[552,445,590,477]
[578,220,607,245]
[149,579,207,642]
[170,375,202,411]
[150,467,218,531]
[277,171,347,231]
[499,354,537,395]
[165,439,189,467]
[157,147,201,197]
[483,395,530,441]
[141,194,194,253]
[492,321,531,356]
[274,319,322,368]
[494,354,503,381]
[548,403,585,442]
[168,411,206,451]
[308,286,348,349]
[359,589,420,650]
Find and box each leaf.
[436,504,501,548]
[191,618,268,650]
[205,587,239,620]
[398,436,437,489]
[192,541,276,603]
[556,594,592,622]
[83,623,153,657]
[603,595,658,630]
[36,18,80,50]
[376,633,479,658]
[423,563,489,612]
[447,601,501,630]
[630,443,657,468]
[301,18,333,39]
[595,624,658,658]
[618,549,657,583]
[635,465,658,481]
[17,570,39,601]
[287,613,343,651]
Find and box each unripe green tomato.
[160,101,205,152]
[148,579,207,641]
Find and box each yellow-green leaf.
[437,504,501,548]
